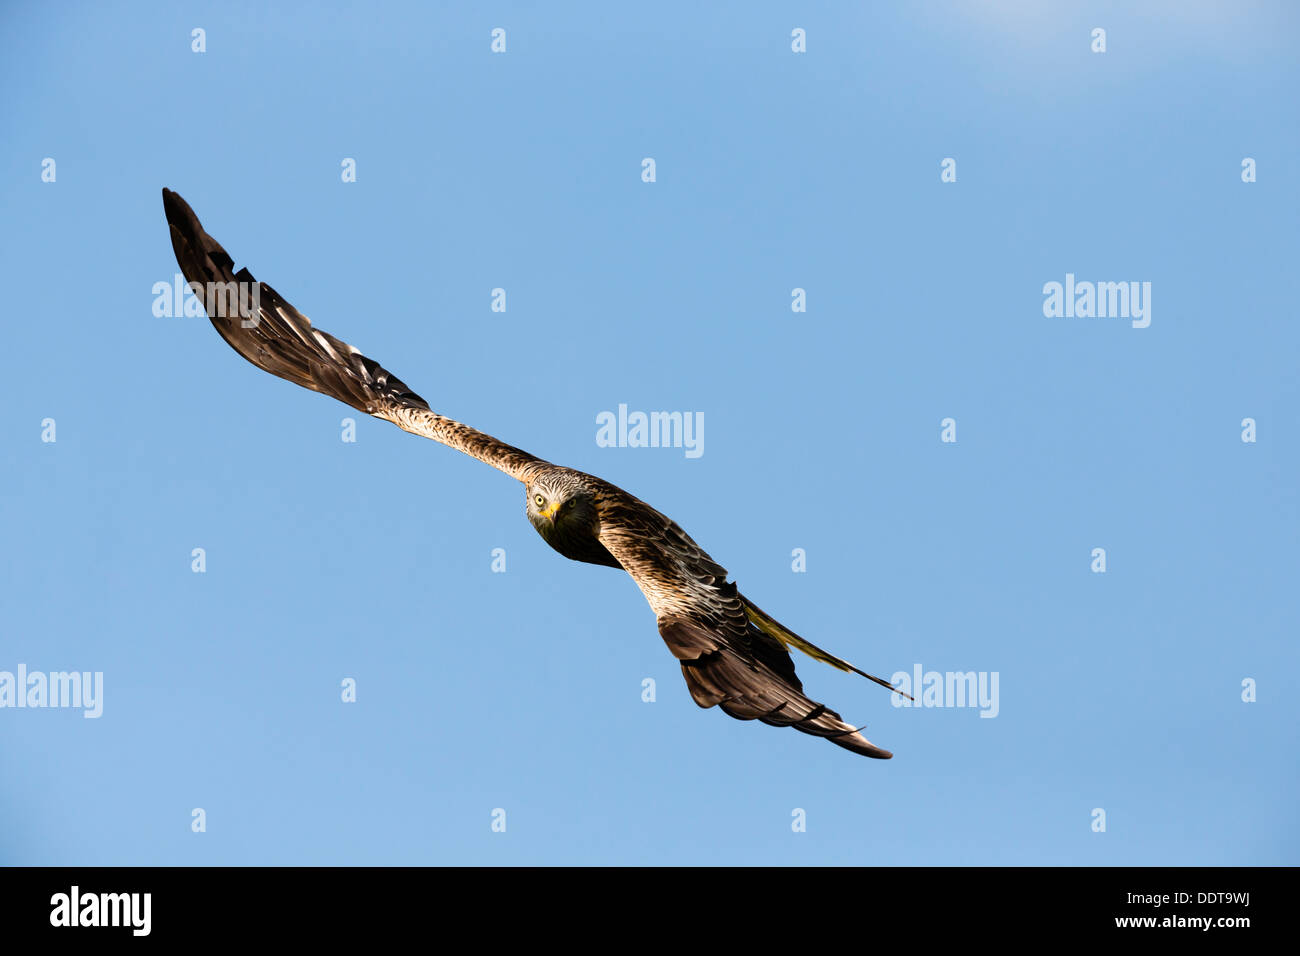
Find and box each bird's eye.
[533,494,545,508]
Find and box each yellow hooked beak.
[541,500,562,520]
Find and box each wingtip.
[161,188,204,237]
[831,730,894,759]
[858,741,894,759]
[161,186,186,222]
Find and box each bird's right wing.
[593,484,893,758]
[162,187,542,483]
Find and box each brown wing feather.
[162,188,542,482]
[593,483,892,759]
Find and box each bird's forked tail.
[741,596,915,702]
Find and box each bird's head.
[525,472,593,532]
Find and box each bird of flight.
[162,188,907,759]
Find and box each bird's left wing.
[593,484,893,759]
[162,188,542,483]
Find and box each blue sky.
[2,0,1296,865]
